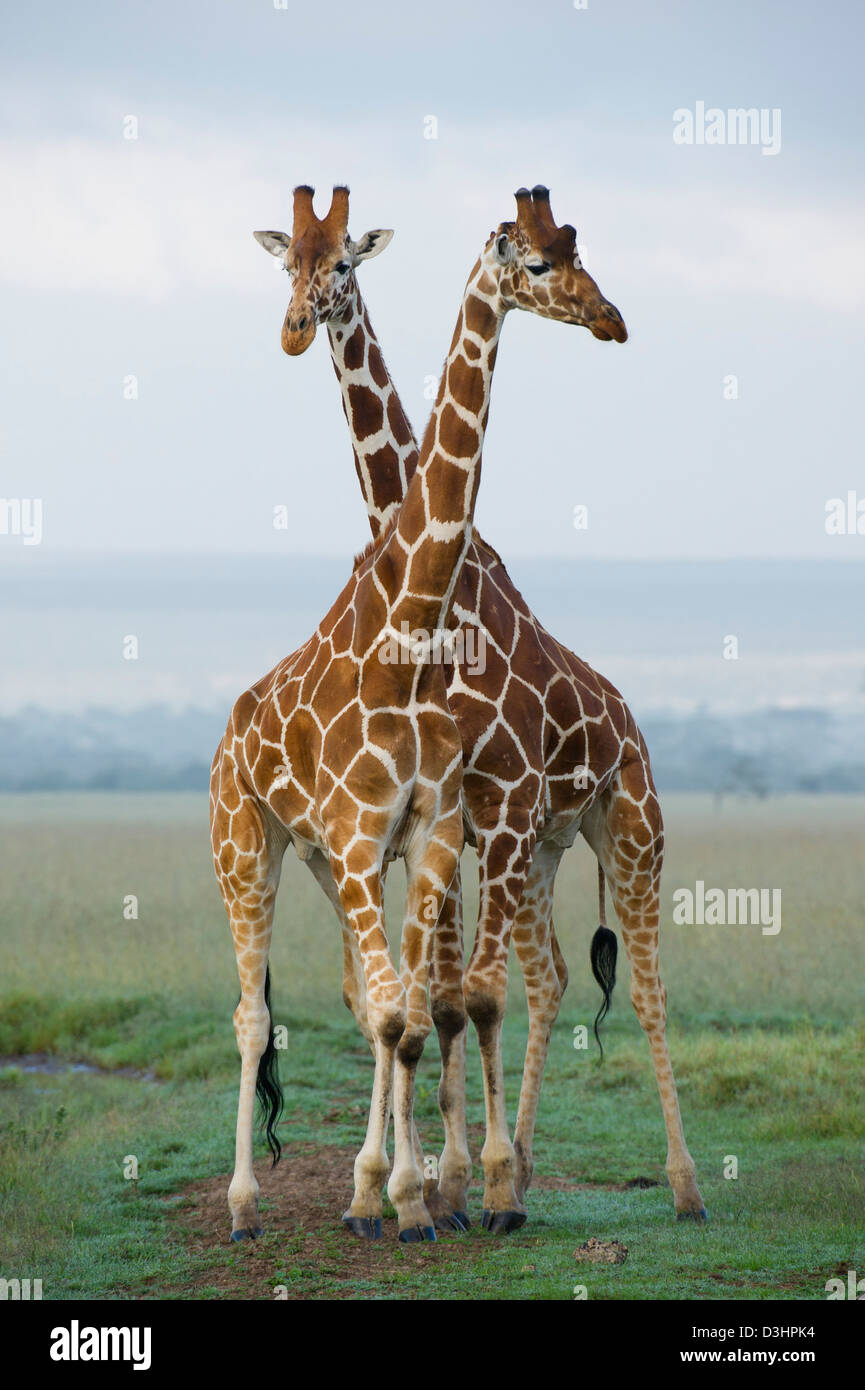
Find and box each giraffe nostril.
[298,316,307,332]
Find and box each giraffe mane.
[352,510,401,571]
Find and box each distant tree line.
[1,703,864,794]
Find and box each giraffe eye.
[334,261,351,275]
[527,261,551,276]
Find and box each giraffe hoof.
[434,1209,470,1234]
[342,1215,382,1240]
[398,1224,437,1243]
[482,1209,527,1235]
[230,1225,262,1242]
[677,1207,709,1223]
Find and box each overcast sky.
[2,0,864,559]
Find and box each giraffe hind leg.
[211,752,284,1241]
[427,866,472,1232]
[582,767,706,1220]
[511,840,567,1206]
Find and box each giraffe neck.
[327,288,419,541]
[377,257,503,636]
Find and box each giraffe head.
[254,185,393,356]
[484,185,627,343]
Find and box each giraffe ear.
[349,229,394,264]
[493,230,514,265]
[253,230,291,259]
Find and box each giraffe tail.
[255,964,284,1166]
[589,864,618,1057]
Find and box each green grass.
[0,792,863,1300]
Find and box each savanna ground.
[0,792,862,1301]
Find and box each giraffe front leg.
[330,855,404,1240]
[305,849,373,1048]
[342,996,403,1239]
[389,1034,435,1242]
[388,834,460,1243]
[389,811,464,1239]
[464,914,525,1232]
[342,1028,398,1240]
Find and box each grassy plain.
[0,792,862,1300]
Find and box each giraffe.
[252,185,707,1232]
[212,185,636,1245]
[255,189,473,1233]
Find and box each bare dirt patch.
[161,1143,470,1300]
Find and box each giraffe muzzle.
[281,313,317,356]
[589,301,628,344]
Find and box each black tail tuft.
[255,965,284,1166]
[590,925,618,1057]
